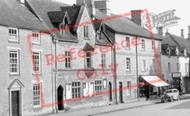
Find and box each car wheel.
[170,97,174,102]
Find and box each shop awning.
[141,76,169,87]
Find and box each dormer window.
[175,47,179,56]
[9,28,18,42]
[166,47,171,56]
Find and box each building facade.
[0,0,54,116]
[26,0,114,112]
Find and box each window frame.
[71,82,81,99]
[141,39,145,51]
[125,37,130,49]
[86,51,92,68]
[65,51,71,68]
[126,81,131,96]
[8,27,19,42]
[101,54,106,68]
[126,58,131,71]
[95,80,102,95]
[84,25,89,38]
[141,59,146,71]
[32,32,41,45]
[32,51,41,74]
[168,62,171,73]
[33,83,42,108]
[9,49,20,75]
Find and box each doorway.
[108,82,112,102]
[57,85,64,110]
[12,91,20,116]
[119,82,123,103]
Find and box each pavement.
[47,94,190,116]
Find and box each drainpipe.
[113,45,117,104]
[135,36,140,101]
[52,34,58,113]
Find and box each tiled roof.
[169,33,190,55]
[162,33,178,47]
[48,11,67,24]
[94,10,163,41]
[26,0,77,42]
[0,0,46,30]
[60,5,82,25]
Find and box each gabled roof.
[169,33,190,55]
[94,10,163,41]
[26,0,77,42]
[0,0,46,30]
[94,21,111,46]
[162,33,178,47]
[48,11,68,24]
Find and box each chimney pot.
[181,29,184,37]
[131,10,142,26]
[157,27,163,36]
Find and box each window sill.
[32,42,41,45]
[8,40,19,43]
[33,105,42,109]
[9,73,20,76]
[32,72,42,75]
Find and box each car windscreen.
[165,90,173,93]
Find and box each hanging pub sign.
[141,9,180,30]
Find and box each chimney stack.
[188,26,190,39]
[76,0,110,16]
[131,10,142,26]
[181,29,184,37]
[157,26,163,36]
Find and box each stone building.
[0,0,53,116]
[76,0,164,103]
[26,0,114,112]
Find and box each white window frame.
[33,82,42,108]
[9,27,19,42]
[32,32,41,44]
[141,39,145,50]
[9,49,20,75]
[101,54,106,68]
[71,82,81,99]
[126,58,131,71]
[141,60,146,71]
[32,51,41,74]
[126,81,131,96]
[95,80,102,95]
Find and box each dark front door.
[57,86,64,110]
[119,82,123,103]
[109,82,112,102]
[12,91,20,116]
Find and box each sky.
[56,0,189,38]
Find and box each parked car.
[161,88,180,103]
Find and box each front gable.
[76,5,96,43]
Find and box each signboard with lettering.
[141,9,180,30]
[172,72,181,78]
